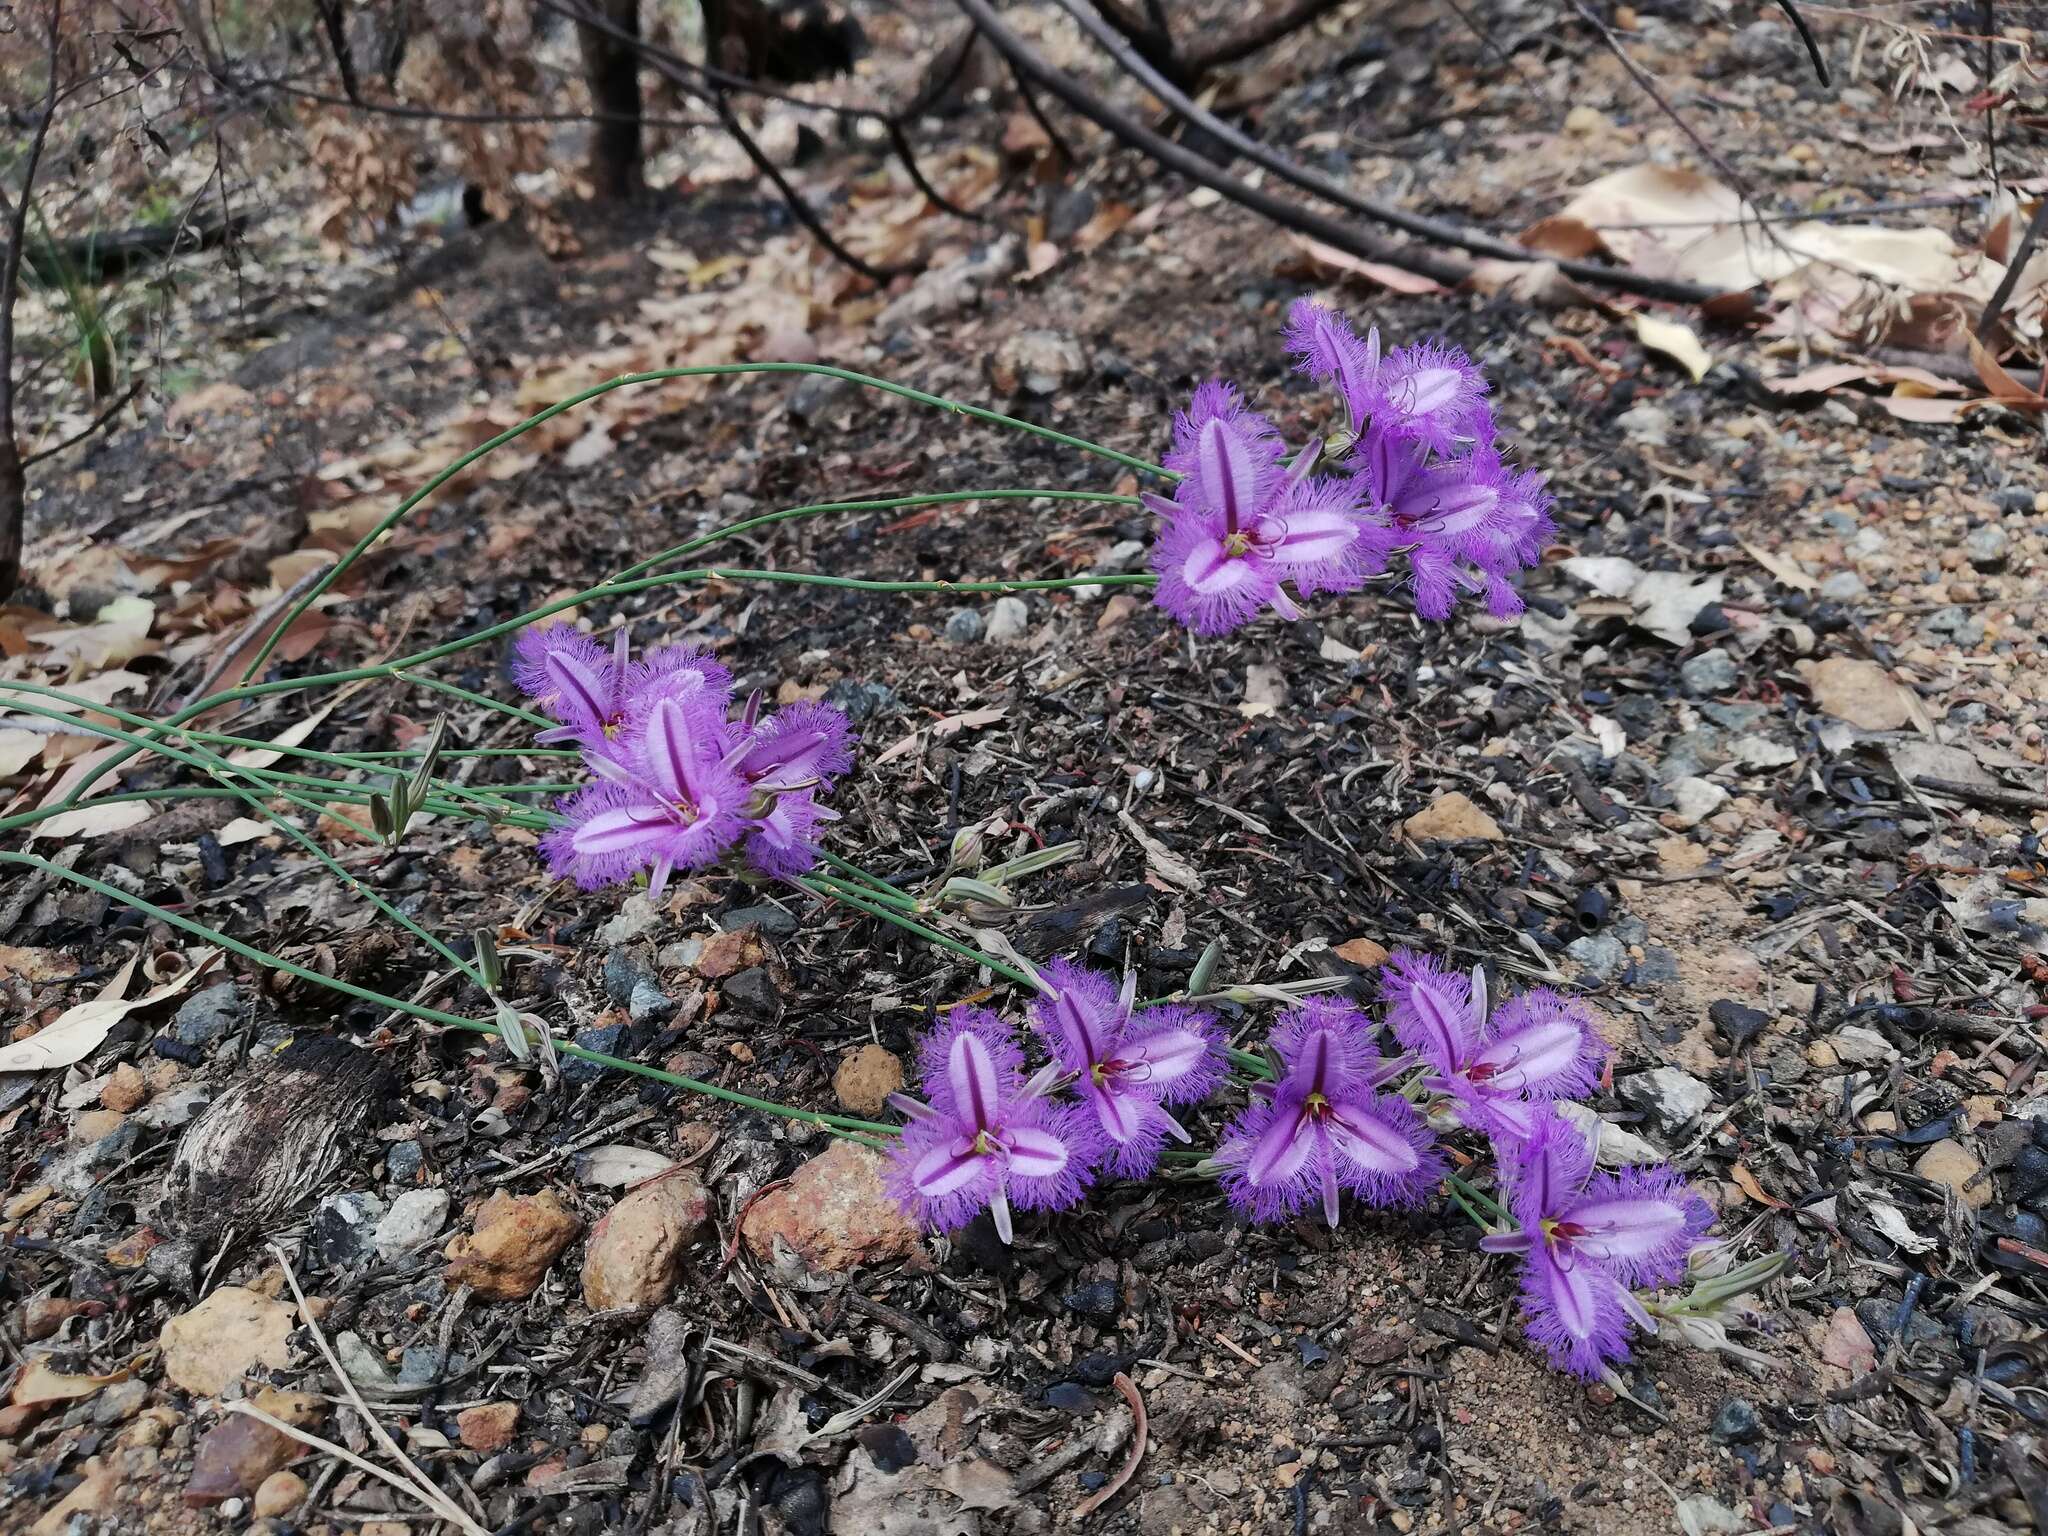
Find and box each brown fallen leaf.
[1285,235,1447,294]
[10,1360,130,1407]
[1731,1163,1789,1209]
[873,706,1009,765]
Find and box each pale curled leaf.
[28,801,155,842]
[0,950,215,1073]
[1631,313,1712,381]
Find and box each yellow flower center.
[1222,530,1253,558]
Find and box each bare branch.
[1038,0,1729,305]
[1,2,67,601]
[21,381,143,470]
[1185,0,1354,74]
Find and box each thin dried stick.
[267,1242,488,1536]
[225,1401,484,1530]
[1070,1371,1148,1521]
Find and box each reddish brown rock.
[832,1045,904,1117]
[101,1062,148,1113]
[741,1141,920,1276]
[581,1172,711,1311]
[444,1189,582,1300]
[184,1389,323,1505]
[458,1401,522,1453]
[694,926,765,980]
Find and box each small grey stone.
[1619,1067,1713,1138]
[1635,946,1680,982]
[49,1122,142,1196]
[374,1188,450,1261]
[1994,486,2037,516]
[1670,776,1729,827]
[943,608,984,644]
[398,1345,465,1387]
[563,1023,627,1084]
[1045,185,1097,243]
[722,967,780,1015]
[628,978,677,1024]
[1827,1025,1891,1067]
[723,903,799,939]
[1658,729,1727,782]
[1725,17,1796,68]
[1734,734,1797,769]
[1710,1397,1763,1443]
[787,372,854,424]
[386,1140,425,1187]
[1567,931,1627,980]
[1680,648,1739,696]
[985,596,1031,645]
[603,948,655,1008]
[134,1084,209,1130]
[144,1239,198,1296]
[1819,570,1866,601]
[990,329,1087,397]
[1847,526,1888,558]
[172,982,242,1048]
[1966,524,2010,570]
[822,678,896,721]
[92,1379,150,1426]
[656,937,704,971]
[311,1191,386,1269]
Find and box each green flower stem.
[793,874,1036,988]
[391,670,553,730]
[0,849,897,1139]
[1226,1047,1275,1079]
[808,868,924,914]
[0,699,496,989]
[244,363,1169,682]
[612,488,1144,583]
[1445,1171,1511,1228]
[816,849,925,899]
[62,569,1159,811]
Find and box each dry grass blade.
[1070,1371,1147,1521]
[267,1242,488,1536]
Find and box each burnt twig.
[20,380,142,470]
[0,3,66,602]
[1032,0,1728,304]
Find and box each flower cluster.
[881,948,1714,1381]
[1148,300,1552,634]
[513,624,853,894]
[885,960,1225,1239]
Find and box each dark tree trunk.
[576,0,645,199]
[0,439,22,603]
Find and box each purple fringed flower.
[1281,298,1550,619]
[1382,950,1605,1140]
[743,789,838,881]
[1284,299,1383,434]
[515,626,728,757]
[1217,997,1442,1227]
[541,677,749,897]
[1030,959,1226,1179]
[734,699,857,790]
[516,620,855,887]
[885,1009,1097,1241]
[1147,385,1377,635]
[1286,300,1493,451]
[1482,1108,1715,1379]
[1363,433,1554,620]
